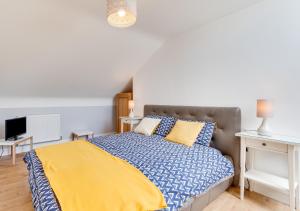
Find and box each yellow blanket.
[35,140,167,211]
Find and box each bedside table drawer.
[123,119,140,124]
[246,139,288,153]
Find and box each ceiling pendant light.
[107,0,137,28]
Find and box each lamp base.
[257,118,272,136]
[129,110,134,118]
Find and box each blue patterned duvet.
[24,132,234,211]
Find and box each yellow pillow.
[165,120,205,147]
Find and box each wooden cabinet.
[115,92,132,133]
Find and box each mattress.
[24,132,234,211]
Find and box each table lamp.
[128,100,135,118]
[257,99,273,136]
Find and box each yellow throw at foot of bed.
[35,140,167,211]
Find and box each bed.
[24,105,241,211]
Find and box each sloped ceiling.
[0,0,262,98]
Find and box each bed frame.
[144,105,241,211]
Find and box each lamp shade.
[128,100,135,109]
[257,99,273,118]
[107,0,137,28]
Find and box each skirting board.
[0,132,115,157]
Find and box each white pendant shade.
[107,0,137,28]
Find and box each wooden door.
[115,93,132,133]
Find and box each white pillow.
[134,117,161,136]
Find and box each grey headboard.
[144,105,241,185]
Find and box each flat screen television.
[5,117,27,140]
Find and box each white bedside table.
[0,136,33,165]
[72,131,94,140]
[236,131,300,211]
[120,116,142,133]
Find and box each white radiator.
[25,114,61,144]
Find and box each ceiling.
[0,0,263,98]
[137,0,263,40]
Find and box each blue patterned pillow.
[196,122,215,146]
[146,115,177,137]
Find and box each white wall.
[0,0,163,98]
[0,97,113,108]
[134,0,300,203]
[0,0,264,98]
[0,103,114,156]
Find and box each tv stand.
[0,136,33,165]
[7,136,23,141]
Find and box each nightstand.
[0,136,33,165]
[120,116,142,133]
[72,131,94,140]
[236,131,300,211]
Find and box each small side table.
[236,131,300,211]
[72,131,94,140]
[120,116,142,133]
[0,136,33,165]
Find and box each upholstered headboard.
[144,105,241,185]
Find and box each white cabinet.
[236,131,300,211]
